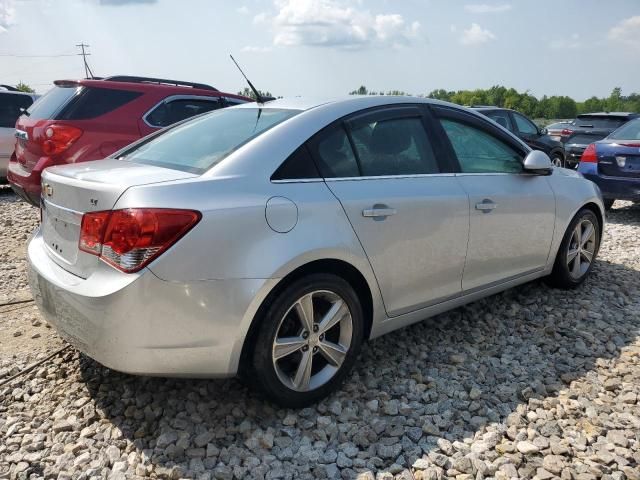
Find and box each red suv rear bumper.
[7,154,46,206]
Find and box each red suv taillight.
[40,124,83,156]
[79,208,201,273]
[560,128,573,138]
[580,143,598,163]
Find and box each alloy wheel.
[272,290,353,392]
[566,219,597,279]
[552,156,563,167]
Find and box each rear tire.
[603,199,615,211]
[545,208,600,289]
[249,273,364,408]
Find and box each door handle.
[362,206,397,218]
[475,200,497,212]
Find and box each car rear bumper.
[578,163,640,201]
[565,145,586,167]
[7,158,42,206]
[27,227,273,378]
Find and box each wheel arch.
[238,258,375,375]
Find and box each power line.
[0,53,77,58]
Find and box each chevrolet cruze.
[28,96,604,406]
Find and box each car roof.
[52,77,249,101]
[577,112,639,118]
[232,95,456,112]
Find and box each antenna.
[229,54,266,104]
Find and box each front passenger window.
[440,119,523,174]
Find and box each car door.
[0,92,33,159]
[310,106,470,317]
[432,106,555,291]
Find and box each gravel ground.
[1,187,639,480]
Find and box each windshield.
[608,118,640,141]
[574,116,628,129]
[121,107,300,174]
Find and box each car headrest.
[496,117,508,128]
[370,120,412,155]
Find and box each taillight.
[560,128,572,138]
[580,143,598,163]
[79,208,201,273]
[40,124,83,156]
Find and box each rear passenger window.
[0,93,33,128]
[146,98,222,128]
[57,87,142,120]
[440,118,523,174]
[348,116,439,176]
[309,126,360,178]
[272,145,320,180]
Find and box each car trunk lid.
[598,142,640,178]
[40,159,197,278]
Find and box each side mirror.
[523,150,553,175]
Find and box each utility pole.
[76,43,94,79]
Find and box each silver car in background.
[0,88,38,181]
[28,96,604,406]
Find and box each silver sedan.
[28,96,604,406]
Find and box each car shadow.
[606,201,640,225]
[77,254,640,478]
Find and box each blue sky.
[1,0,639,99]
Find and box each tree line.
[349,85,640,119]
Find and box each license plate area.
[41,199,83,266]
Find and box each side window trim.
[143,94,222,128]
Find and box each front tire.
[249,273,364,408]
[545,208,600,289]
[551,153,564,168]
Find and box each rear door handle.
[362,206,397,218]
[475,200,497,212]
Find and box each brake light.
[580,143,598,163]
[561,128,572,137]
[40,124,83,156]
[79,208,201,273]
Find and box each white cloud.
[460,23,495,45]
[0,0,16,33]
[608,16,640,48]
[464,3,512,14]
[236,5,249,15]
[549,33,581,50]
[253,12,268,24]
[241,45,272,53]
[261,0,420,49]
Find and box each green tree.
[237,87,275,101]
[349,85,369,95]
[15,81,35,93]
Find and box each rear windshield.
[26,86,79,119]
[608,118,640,141]
[121,108,300,174]
[574,116,629,129]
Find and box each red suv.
[8,76,250,205]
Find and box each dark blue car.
[578,118,640,210]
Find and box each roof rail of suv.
[105,75,218,91]
[0,84,21,92]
